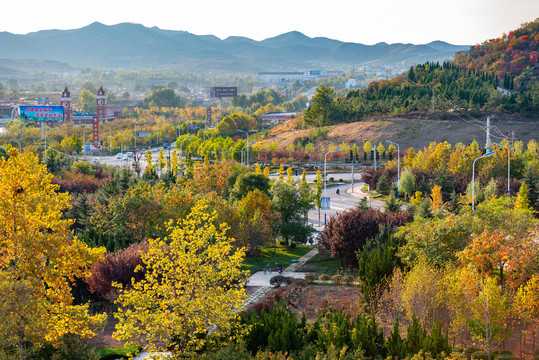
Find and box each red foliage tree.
[318,208,412,266]
[85,241,148,302]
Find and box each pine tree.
[377,175,390,195]
[406,314,426,356]
[386,314,407,359]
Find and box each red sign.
[206,107,212,127]
[92,117,99,148]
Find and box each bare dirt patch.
[258,116,538,151]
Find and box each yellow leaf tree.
[430,184,444,213]
[113,200,247,356]
[0,150,105,351]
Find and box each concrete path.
[242,247,319,309]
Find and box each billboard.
[20,106,64,122]
[210,87,237,98]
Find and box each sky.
[4,0,538,45]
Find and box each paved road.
[307,182,383,229]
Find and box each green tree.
[271,181,315,245]
[78,89,96,112]
[143,88,183,108]
[304,84,342,126]
[398,169,416,199]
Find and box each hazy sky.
[4,0,537,45]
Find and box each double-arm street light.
[242,142,256,166]
[324,147,342,225]
[9,139,21,153]
[493,142,512,195]
[472,151,495,213]
[180,136,193,159]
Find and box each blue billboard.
[20,106,64,122]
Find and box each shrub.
[319,274,330,281]
[319,208,412,266]
[51,334,100,360]
[304,273,317,283]
[471,351,489,360]
[464,348,482,360]
[331,274,342,284]
[342,275,355,285]
[85,241,148,302]
[270,275,288,287]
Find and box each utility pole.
[485,117,492,152]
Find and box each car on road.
[116,153,123,159]
[126,152,133,158]
[122,154,129,161]
[93,157,100,163]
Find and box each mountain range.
[0,22,470,73]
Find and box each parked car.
[122,154,129,161]
[126,152,133,158]
[116,153,123,159]
[93,157,100,163]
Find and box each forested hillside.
[304,20,539,127]
[454,18,538,82]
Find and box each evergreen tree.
[376,175,390,195]
[423,320,451,359]
[385,314,407,359]
[406,314,426,356]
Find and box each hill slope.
[259,116,537,152]
[0,22,468,71]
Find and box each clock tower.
[96,86,107,123]
[60,87,72,122]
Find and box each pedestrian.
[336,188,340,195]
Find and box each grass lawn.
[303,250,357,277]
[242,244,314,274]
[95,344,142,360]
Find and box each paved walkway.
[242,246,319,309]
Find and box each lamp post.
[180,136,193,159]
[241,142,256,166]
[109,124,113,155]
[472,151,495,213]
[493,142,511,195]
[9,139,21,153]
[324,147,342,225]
[238,130,248,165]
[386,140,400,195]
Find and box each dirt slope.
[259,116,538,150]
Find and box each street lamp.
[109,124,114,155]
[238,130,248,165]
[241,142,256,166]
[386,140,400,195]
[472,151,495,213]
[180,136,193,159]
[9,139,21,153]
[493,142,512,195]
[324,147,342,225]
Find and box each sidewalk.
[242,247,319,308]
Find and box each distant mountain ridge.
[0,22,470,72]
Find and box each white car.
[122,154,129,161]
[92,157,100,163]
[116,153,123,159]
[126,152,133,158]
